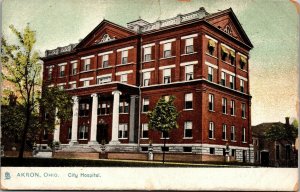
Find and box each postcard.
[1,0,299,191]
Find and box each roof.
[252,122,285,137]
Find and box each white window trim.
[180,61,198,66]
[115,70,133,76]
[159,38,176,44]
[57,83,66,86]
[69,81,76,84]
[97,74,112,78]
[205,35,218,43]
[142,43,155,48]
[81,55,94,60]
[80,77,93,81]
[98,51,113,56]
[237,75,248,81]
[205,61,218,69]
[117,46,134,52]
[181,33,198,40]
[58,62,67,66]
[70,60,78,63]
[222,69,235,76]
[141,68,155,73]
[159,64,176,70]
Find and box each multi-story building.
[42,7,254,162]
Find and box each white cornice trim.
[58,62,67,66]
[205,61,218,69]
[98,51,113,56]
[159,38,176,44]
[79,77,93,81]
[159,64,176,70]
[142,43,155,48]
[117,46,134,52]
[141,68,155,73]
[115,70,133,76]
[237,75,248,81]
[81,55,94,60]
[205,35,218,43]
[97,74,112,78]
[180,61,198,66]
[222,69,236,76]
[181,33,198,40]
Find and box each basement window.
[183,147,192,153]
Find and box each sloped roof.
[252,122,285,137]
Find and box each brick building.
[42,7,254,162]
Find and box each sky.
[2,0,299,125]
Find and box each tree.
[1,24,72,158]
[265,121,298,145]
[147,96,180,163]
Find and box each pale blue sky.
[2,0,299,125]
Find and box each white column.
[69,96,79,145]
[53,108,60,142]
[88,93,99,145]
[109,90,121,144]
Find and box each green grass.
[1,157,255,167]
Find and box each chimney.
[285,117,290,125]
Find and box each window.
[48,67,53,80]
[79,125,88,140]
[240,79,245,92]
[141,147,148,151]
[242,103,246,118]
[184,121,192,138]
[119,101,129,113]
[185,93,193,109]
[230,51,235,65]
[98,102,110,115]
[209,122,214,139]
[79,103,90,117]
[43,129,48,140]
[68,127,72,140]
[222,98,227,114]
[161,131,169,139]
[141,123,149,138]
[121,50,128,64]
[144,47,151,61]
[59,65,65,77]
[163,43,171,58]
[102,55,109,68]
[83,80,90,87]
[143,72,150,86]
[221,72,226,86]
[120,74,128,83]
[276,144,280,160]
[208,40,216,55]
[185,65,193,81]
[209,148,215,154]
[230,100,235,116]
[208,94,214,111]
[208,66,213,82]
[161,146,169,152]
[84,59,90,71]
[185,38,194,54]
[221,46,228,61]
[242,127,246,142]
[70,82,76,89]
[118,124,128,139]
[240,57,246,70]
[163,68,171,84]
[231,149,236,157]
[222,124,227,140]
[183,147,192,153]
[97,76,112,84]
[71,63,77,75]
[231,126,235,141]
[142,98,149,112]
[286,145,291,160]
[230,75,235,89]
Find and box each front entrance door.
[261,151,269,166]
[97,123,108,144]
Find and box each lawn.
[1,157,255,167]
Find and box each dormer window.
[208,40,216,55]
[221,46,228,61]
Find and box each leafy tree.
[1,24,72,158]
[147,96,180,163]
[265,121,298,145]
